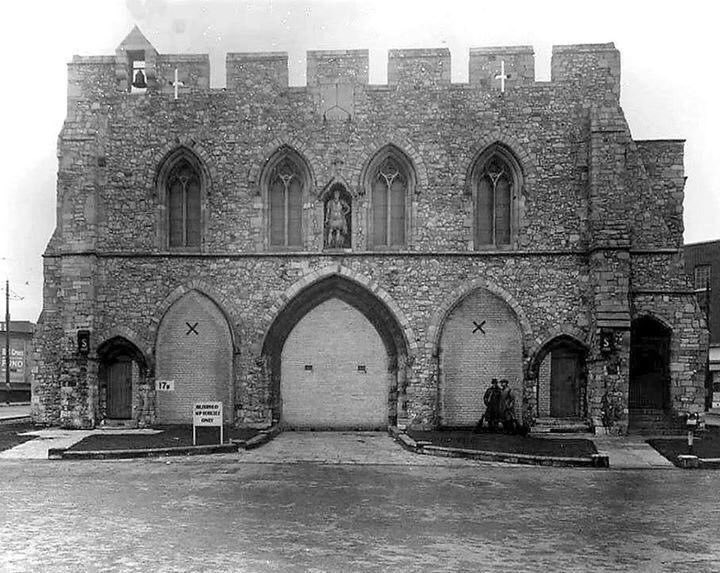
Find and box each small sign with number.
[156,380,175,392]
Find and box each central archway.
[262,273,410,429]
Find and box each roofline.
[684,239,720,248]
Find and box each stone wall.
[32,35,708,432]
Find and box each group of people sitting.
[475,378,525,434]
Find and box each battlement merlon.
[469,46,534,88]
[388,48,451,87]
[551,43,621,99]
[307,50,369,86]
[227,52,289,91]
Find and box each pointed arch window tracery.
[472,147,521,249]
[266,151,308,249]
[167,158,201,248]
[369,152,413,249]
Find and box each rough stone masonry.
[31,26,708,434]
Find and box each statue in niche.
[324,187,351,249]
[132,68,147,89]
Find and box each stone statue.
[325,189,350,248]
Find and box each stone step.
[99,419,137,429]
[532,418,592,434]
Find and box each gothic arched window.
[368,149,414,249]
[167,159,201,248]
[472,147,521,248]
[268,156,304,247]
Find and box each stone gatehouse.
[31,26,708,434]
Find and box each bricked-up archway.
[262,274,411,428]
[436,287,525,427]
[155,290,233,423]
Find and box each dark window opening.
[476,156,512,247]
[167,159,201,248]
[372,157,406,248]
[269,157,304,248]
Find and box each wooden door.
[550,349,580,418]
[107,358,132,419]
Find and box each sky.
[1,0,718,321]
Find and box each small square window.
[694,265,711,291]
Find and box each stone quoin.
[31,26,708,434]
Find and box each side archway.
[154,290,234,423]
[429,279,531,427]
[97,336,149,422]
[529,334,589,419]
[629,315,672,411]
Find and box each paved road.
[0,404,30,421]
[1,453,719,572]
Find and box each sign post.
[193,402,223,446]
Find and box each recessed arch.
[261,266,416,427]
[427,277,533,357]
[97,335,149,421]
[629,314,672,411]
[154,289,234,423]
[150,282,241,354]
[529,334,589,419]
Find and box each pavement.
[0,403,30,422]
[0,425,680,469]
[0,427,162,460]
[2,454,719,572]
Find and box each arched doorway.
[263,274,409,429]
[534,337,587,419]
[630,316,671,410]
[155,291,233,423]
[98,336,148,421]
[438,288,524,426]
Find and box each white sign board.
[194,402,223,426]
[156,379,175,392]
[193,402,223,445]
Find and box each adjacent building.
[32,27,708,433]
[684,240,720,410]
[1,321,35,403]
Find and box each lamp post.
[686,412,699,455]
[5,280,10,405]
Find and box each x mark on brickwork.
[472,320,486,334]
[185,322,199,336]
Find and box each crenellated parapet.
[65,26,626,103]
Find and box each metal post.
[5,280,10,405]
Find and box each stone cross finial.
[171,68,185,100]
[495,60,509,93]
